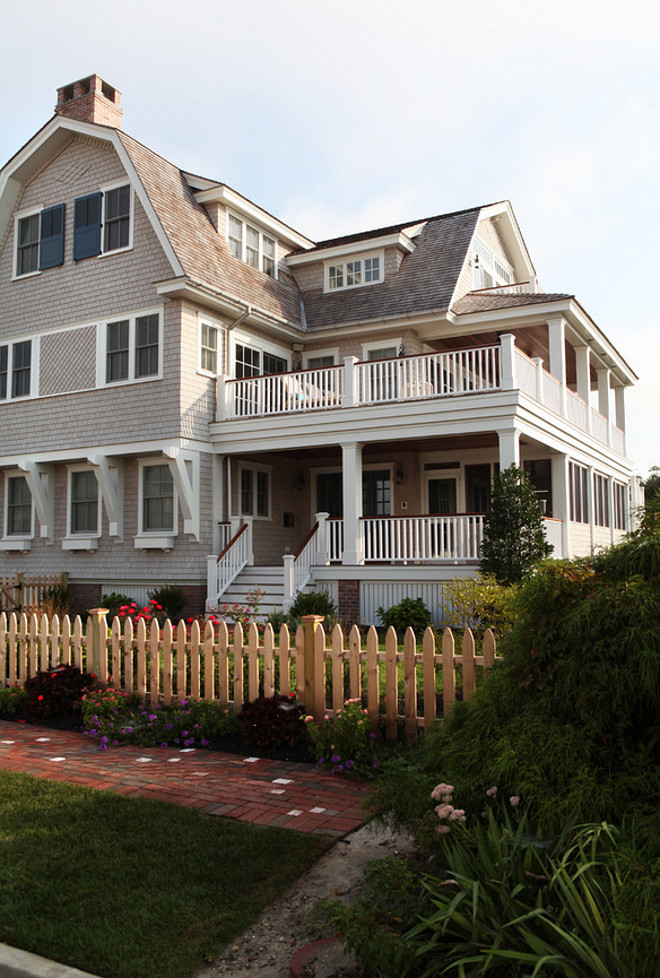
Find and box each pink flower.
[431,782,454,801]
[449,809,466,822]
[509,796,521,807]
[436,825,451,835]
[435,803,454,819]
[486,786,498,797]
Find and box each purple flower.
[330,754,341,764]
[201,739,209,747]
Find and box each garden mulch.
[0,719,367,837]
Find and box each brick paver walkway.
[0,720,367,837]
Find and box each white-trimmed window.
[0,472,33,551]
[74,184,132,261]
[63,468,101,550]
[103,184,131,253]
[103,312,160,385]
[325,252,383,292]
[0,340,34,400]
[472,238,514,290]
[70,469,100,535]
[239,464,271,518]
[142,463,175,533]
[233,333,288,379]
[200,321,219,375]
[227,212,278,278]
[15,210,40,276]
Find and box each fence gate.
[0,573,67,615]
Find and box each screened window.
[613,482,627,530]
[0,346,7,400]
[569,462,589,523]
[104,185,131,252]
[593,473,610,527]
[200,323,218,374]
[7,476,32,535]
[71,470,99,534]
[245,225,260,268]
[262,352,287,374]
[143,465,174,532]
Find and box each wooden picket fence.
[0,573,67,615]
[0,611,499,741]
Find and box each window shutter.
[73,193,102,260]
[39,203,66,270]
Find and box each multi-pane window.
[16,214,39,275]
[613,482,627,530]
[0,341,32,400]
[104,186,131,252]
[142,464,174,532]
[227,213,277,278]
[12,341,31,398]
[105,314,159,384]
[235,343,261,378]
[593,473,610,527]
[326,253,382,291]
[472,238,514,290]
[200,323,218,374]
[569,462,589,523]
[71,470,99,534]
[107,320,130,382]
[262,352,287,374]
[135,314,159,377]
[241,467,269,517]
[7,476,32,536]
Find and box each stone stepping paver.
[0,720,367,836]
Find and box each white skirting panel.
[361,581,447,626]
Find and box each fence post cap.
[87,607,109,615]
[302,614,325,623]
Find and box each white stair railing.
[207,520,252,605]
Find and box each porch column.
[614,386,627,443]
[596,367,611,420]
[547,316,567,415]
[551,454,570,559]
[499,333,516,390]
[575,345,591,432]
[211,456,225,552]
[342,441,364,565]
[497,428,520,470]
[315,511,330,565]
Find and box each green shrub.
[479,464,552,584]
[307,699,381,778]
[24,665,97,724]
[441,574,516,638]
[377,597,431,633]
[0,686,28,715]
[237,694,307,752]
[147,585,186,622]
[101,592,135,620]
[287,589,337,629]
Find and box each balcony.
[215,335,625,452]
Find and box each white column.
[551,454,570,559]
[216,374,231,421]
[574,345,591,433]
[499,334,516,390]
[315,511,330,565]
[614,386,626,432]
[587,466,595,551]
[548,317,567,415]
[282,554,295,608]
[532,357,544,402]
[497,428,520,470]
[596,367,611,420]
[342,442,364,565]
[211,456,225,552]
[343,356,358,407]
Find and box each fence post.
[282,554,295,609]
[302,614,325,720]
[87,607,108,676]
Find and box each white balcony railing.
[217,334,626,453]
[324,515,484,563]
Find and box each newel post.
[87,607,108,677]
[499,333,516,390]
[302,614,325,721]
[343,356,358,407]
[282,554,295,609]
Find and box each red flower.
[37,695,44,701]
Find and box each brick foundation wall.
[69,582,103,618]
[337,579,360,628]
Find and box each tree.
[479,465,552,584]
[643,466,660,504]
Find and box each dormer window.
[472,238,513,290]
[227,212,277,278]
[325,252,383,292]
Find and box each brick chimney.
[55,75,122,128]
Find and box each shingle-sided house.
[0,75,640,622]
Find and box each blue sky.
[2,0,658,475]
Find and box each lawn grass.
[0,769,328,978]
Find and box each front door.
[428,478,457,514]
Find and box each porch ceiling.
[234,432,499,463]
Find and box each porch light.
[395,462,405,485]
[296,471,307,490]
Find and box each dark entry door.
[428,478,457,514]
